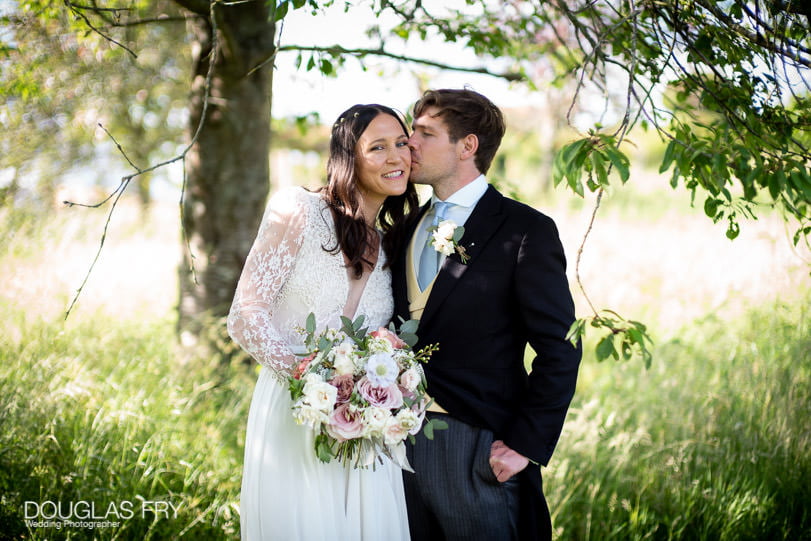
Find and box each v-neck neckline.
[321,201,383,321]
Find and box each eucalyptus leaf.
[306,313,316,334]
[400,319,419,335]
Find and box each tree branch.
[64,0,137,58]
[277,44,525,82]
[702,0,811,67]
[105,15,191,27]
[63,3,220,319]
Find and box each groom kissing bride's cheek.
[392,88,582,541]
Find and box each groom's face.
[408,106,463,189]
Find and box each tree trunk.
[177,2,275,355]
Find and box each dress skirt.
[240,367,410,541]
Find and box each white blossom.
[365,352,399,387]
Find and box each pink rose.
[357,377,404,409]
[326,403,364,442]
[292,353,316,380]
[329,374,355,404]
[399,385,416,403]
[370,327,408,350]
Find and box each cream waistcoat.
[406,226,438,321]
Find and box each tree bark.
[177,2,275,354]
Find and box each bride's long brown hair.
[322,104,419,278]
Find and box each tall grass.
[4,291,807,540]
[548,296,811,540]
[0,304,254,540]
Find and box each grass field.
[1,181,809,540]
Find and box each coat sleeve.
[226,188,308,375]
[503,213,582,466]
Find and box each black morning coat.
[392,185,582,541]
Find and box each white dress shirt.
[412,175,489,273]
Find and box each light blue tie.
[417,201,451,290]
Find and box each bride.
[227,104,419,540]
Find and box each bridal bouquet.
[287,313,443,471]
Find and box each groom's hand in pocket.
[489,439,529,482]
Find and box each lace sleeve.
[227,188,309,374]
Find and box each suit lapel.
[419,186,506,329]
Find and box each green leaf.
[704,197,720,218]
[794,226,811,246]
[288,378,305,400]
[591,151,609,187]
[767,170,784,200]
[274,1,289,21]
[789,170,811,198]
[340,315,353,331]
[725,217,740,240]
[423,420,434,439]
[596,334,617,362]
[314,433,334,463]
[604,145,630,183]
[565,318,587,347]
[399,332,418,348]
[553,138,589,191]
[399,319,419,335]
[306,312,316,334]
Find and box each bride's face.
[354,114,411,202]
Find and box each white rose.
[435,220,457,240]
[399,366,421,392]
[395,408,420,433]
[303,373,324,385]
[383,415,409,445]
[303,379,338,412]
[293,403,329,428]
[363,406,391,437]
[332,341,358,376]
[432,236,455,256]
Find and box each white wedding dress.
[227,187,410,541]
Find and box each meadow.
[1,177,809,540]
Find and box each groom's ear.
[459,134,479,161]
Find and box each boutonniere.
[428,219,470,263]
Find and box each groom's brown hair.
[412,88,506,175]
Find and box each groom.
[392,88,582,541]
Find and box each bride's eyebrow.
[367,134,408,145]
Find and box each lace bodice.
[227,187,394,376]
